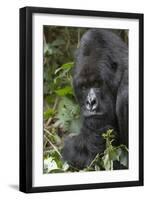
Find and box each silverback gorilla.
[62,29,128,169]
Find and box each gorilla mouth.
[83,110,105,118]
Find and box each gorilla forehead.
[73,48,105,85]
[74,63,100,85]
[74,30,110,82]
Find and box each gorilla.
[62,29,128,169]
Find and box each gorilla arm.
[62,123,108,169]
[116,69,128,147]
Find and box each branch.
[88,154,100,169]
[44,135,62,158]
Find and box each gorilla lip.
[84,111,105,118]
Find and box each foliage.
[91,129,128,171]
[43,26,128,173]
[44,129,128,173]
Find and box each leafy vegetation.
[43,26,128,173]
[44,129,128,173]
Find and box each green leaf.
[62,162,70,171]
[54,105,71,131]
[102,154,111,170]
[95,165,100,171]
[44,44,53,55]
[69,118,81,134]
[109,148,119,161]
[43,108,56,120]
[61,62,74,70]
[54,97,80,131]
[55,86,73,96]
[102,129,115,140]
[54,67,63,75]
[54,62,74,75]
[49,169,64,173]
[44,157,59,172]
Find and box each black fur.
[62,29,128,169]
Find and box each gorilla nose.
[86,98,97,111]
[86,89,98,111]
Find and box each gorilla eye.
[94,80,103,88]
[81,85,86,90]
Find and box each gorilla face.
[74,75,115,116]
[73,55,116,130]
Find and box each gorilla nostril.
[91,99,97,111]
[86,100,90,110]
[86,99,93,111]
[91,99,96,106]
[86,100,89,105]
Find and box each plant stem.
[44,128,54,137]
[45,97,59,126]
[44,135,62,158]
[88,154,99,169]
[77,28,81,48]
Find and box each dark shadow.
[9,184,19,191]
